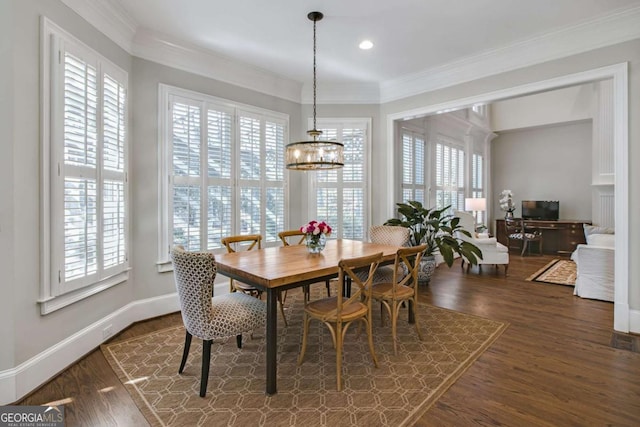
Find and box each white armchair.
[454,211,510,275]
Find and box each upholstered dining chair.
[221,234,288,326]
[278,229,332,301]
[505,218,543,256]
[371,244,427,355]
[371,225,410,280]
[297,252,383,391]
[170,246,266,397]
[356,225,410,285]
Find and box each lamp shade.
[465,197,486,212]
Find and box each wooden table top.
[215,239,400,289]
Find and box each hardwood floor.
[18,254,640,426]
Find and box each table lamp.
[465,197,487,232]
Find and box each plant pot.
[418,255,437,285]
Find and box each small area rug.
[102,290,507,427]
[526,259,577,286]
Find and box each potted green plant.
[385,201,483,284]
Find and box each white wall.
[491,122,593,225]
[0,0,16,372]
[491,84,594,131]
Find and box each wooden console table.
[496,219,591,255]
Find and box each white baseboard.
[0,292,180,405]
[629,307,640,334]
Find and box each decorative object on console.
[385,201,483,284]
[499,190,515,219]
[285,11,344,171]
[300,220,331,253]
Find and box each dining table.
[215,238,403,395]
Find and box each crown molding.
[61,2,640,105]
[302,82,380,105]
[60,0,137,53]
[379,5,640,103]
[132,29,302,103]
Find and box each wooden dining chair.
[371,244,427,355]
[221,234,288,326]
[297,252,383,391]
[170,246,266,397]
[278,229,332,301]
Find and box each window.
[400,129,426,204]
[471,153,485,224]
[40,19,129,313]
[311,119,370,240]
[158,85,288,270]
[434,138,465,213]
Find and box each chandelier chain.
[312,17,317,131]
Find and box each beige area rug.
[102,290,508,427]
[526,259,577,286]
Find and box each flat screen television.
[521,200,559,220]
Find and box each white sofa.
[454,211,509,274]
[571,227,615,302]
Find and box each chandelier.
[285,11,344,170]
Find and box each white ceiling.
[65,0,640,102]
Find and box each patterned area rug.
[102,290,507,427]
[526,259,577,286]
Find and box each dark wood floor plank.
[17,253,640,426]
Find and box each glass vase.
[305,233,326,253]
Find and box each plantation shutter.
[53,39,128,295]
[314,121,368,240]
[435,141,465,212]
[401,130,426,204]
[171,99,203,251]
[264,120,286,242]
[102,72,127,272]
[206,107,233,249]
[166,94,287,254]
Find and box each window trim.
[39,17,130,314]
[157,84,289,272]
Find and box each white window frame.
[157,85,289,272]
[307,118,371,240]
[40,18,130,314]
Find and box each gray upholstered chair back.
[171,246,216,338]
[370,225,410,247]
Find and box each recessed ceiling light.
[359,40,373,50]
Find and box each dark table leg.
[408,299,415,324]
[265,289,278,395]
[343,277,352,298]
